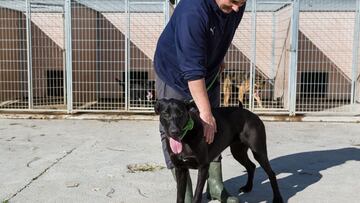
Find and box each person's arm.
[188,79,217,144]
[175,13,216,144]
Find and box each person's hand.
[199,111,217,144]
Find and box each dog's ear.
[154,99,164,115]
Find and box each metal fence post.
[250,0,257,111]
[271,12,276,79]
[351,0,360,104]
[288,0,299,116]
[25,0,33,109]
[64,0,73,113]
[164,0,170,25]
[125,0,130,111]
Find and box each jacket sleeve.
[175,12,207,81]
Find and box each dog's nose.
[169,128,180,135]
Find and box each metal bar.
[292,111,360,116]
[19,14,27,107]
[23,11,64,14]
[250,0,257,111]
[96,12,101,102]
[128,2,164,5]
[30,2,64,7]
[26,0,33,109]
[274,3,291,12]
[164,0,170,25]
[58,109,153,113]
[63,49,66,106]
[63,9,66,106]
[0,109,67,113]
[99,11,163,14]
[271,12,276,79]
[351,0,360,104]
[289,0,299,116]
[1,108,358,117]
[125,0,129,110]
[64,0,73,113]
[78,101,98,109]
[1,108,357,116]
[0,100,20,107]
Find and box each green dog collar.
[179,116,194,140]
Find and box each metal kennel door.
[127,0,166,111]
[27,1,66,110]
[251,0,297,114]
[222,0,298,115]
[295,0,360,115]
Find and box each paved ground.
[0,118,360,203]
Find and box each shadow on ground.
[218,147,360,203]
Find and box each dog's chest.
[174,144,199,169]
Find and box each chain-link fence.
[1,0,360,116]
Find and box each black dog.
[155,98,283,203]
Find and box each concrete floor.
[0,118,359,203]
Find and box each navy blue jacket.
[154,0,246,99]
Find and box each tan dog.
[223,73,264,108]
[223,74,232,107]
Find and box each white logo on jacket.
[210,26,216,35]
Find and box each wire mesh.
[71,0,127,111]
[128,1,164,110]
[0,0,360,116]
[296,0,357,113]
[30,2,65,110]
[222,1,293,112]
[222,12,252,108]
[70,0,164,111]
[0,4,28,109]
[254,3,293,111]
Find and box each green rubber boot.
[207,161,239,203]
[171,169,193,203]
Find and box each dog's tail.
[238,101,243,109]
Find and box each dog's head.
[154,98,195,142]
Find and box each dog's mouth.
[169,137,183,154]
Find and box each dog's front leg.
[175,167,188,203]
[193,164,209,203]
